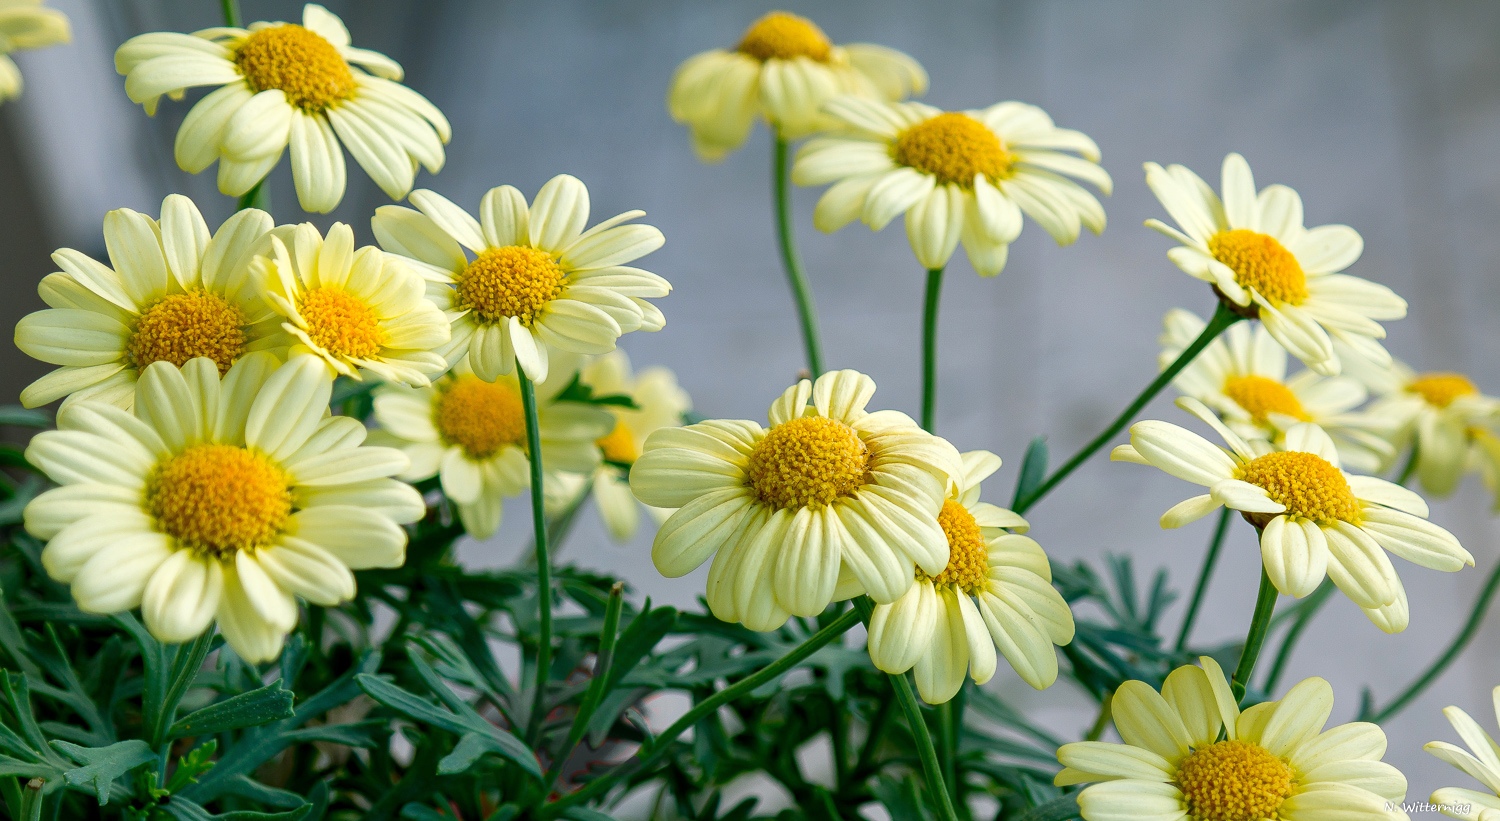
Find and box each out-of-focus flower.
[0,0,70,102]
[1362,360,1500,498]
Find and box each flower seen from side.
[0,0,70,102]
[1362,360,1500,499]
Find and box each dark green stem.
[1014,303,1241,514]
[519,375,552,746]
[1231,567,1279,702]
[1175,508,1233,651]
[1395,444,1419,487]
[772,134,825,377]
[921,267,944,432]
[20,778,42,821]
[1262,579,1336,693]
[219,0,241,27]
[545,582,624,792]
[890,672,961,821]
[1083,692,1113,742]
[235,179,270,213]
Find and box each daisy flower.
[1425,686,1500,820]
[667,10,927,161]
[371,176,669,384]
[1361,360,1500,498]
[114,3,450,213]
[1160,308,1393,473]
[372,359,614,539]
[793,97,1110,276]
[1113,397,1472,633]
[865,450,1073,702]
[630,369,960,631]
[1057,657,1408,821]
[22,354,424,662]
[0,0,69,102]
[259,221,450,387]
[14,194,284,409]
[1145,153,1406,376]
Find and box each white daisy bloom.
[793,97,1110,276]
[14,194,285,409]
[1425,686,1500,821]
[1145,153,1406,376]
[259,222,450,387]
[1113,397,1472,633]
[1161,308,1393,473]
[0,0,69,102]
[866,450,1073,702]
[372,359,613,539]
[630,369,961,631]
[22,354,424,662]
[1058,657,1408,821]
[1361,360,1500,498]
[667,10,927,161]
[114,3,450,213]
[371,176,670,385]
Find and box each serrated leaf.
[51,739,156,805]
[170,681,295,738]
[358,674,540,779]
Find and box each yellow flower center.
[598,419,639,465]
[457,246,567,327]
[297,287,384,361]
[1176,740,1295,821]
[147,444,292,557]
[435,375,526,459]
[736,11,832,63]
[1237,451,1360,526]
[1207,229,1308,306]
[893,113,1012,187]
[235,24,356,111]
[1407,373,1478,408]
[746,416,869,510]
[919,499,990,595]
[128,291,248,375]
[1222,375,1310,424]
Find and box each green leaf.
[1012,436,1049,509]
[1013,794,1081,821]
[170,680,296,738]
[50,739,157,805]
[357,674,541,779]
[871,774,936,821]
[605,605,676,692]
[164,795,314,820]
[561,809,618,821]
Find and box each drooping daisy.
[630,369,960,631]
[22,354,424,662]
[1160,308,1393,473]
[114,3,449,213]
[259,221,450,387]
[1145,153,1406,376]
[1425,686,1500,820]
[666,10,927,161]
[1057,657,1408,821]
[1361,360,1500,498]
[1113,397,1472,632]
[14,194,284,409]
[371,359,614,539]
[0,0,69,102]
[371,177,669,384]
[865,450,1073,702]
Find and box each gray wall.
[5,0,1500,804]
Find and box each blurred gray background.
[4,0,1500,806]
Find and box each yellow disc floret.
[1207,229,1309,306]
[1408,372,1478,409]
[598,419,639,465]
[235,24,356,111]
[297,287,384,360]
[457,246,567,327]
[736,11,832,63]
[1237,451,1360,526]
[746,416,869,510]
[1175,740,1295,821]
[920,499,990,594]
[148,444,292,557]
[435,375,526,459]
[894,113,1011,187]
[1223,375,1310,424]
[128,291,248,374]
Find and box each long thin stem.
[541,610,862,817]
[772,134,825,377]
[1083,692,1113,742]
[921,267,945,432]
[545,583,624,792]
[1175,508,1233,651]
[1014,303,1241,514]
[937,697,957,810]
[1363,558,1500,724]
[890,673,961,821]
[1262,579,1336,693]
[219,0,241,27]
[1395,443,1419,486]
[236,179,269,213]
[1231,568,1280,702]
[519,375,552,746]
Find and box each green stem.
[1231,567,1279,702]
[1083,692,1113,742]
[1014,303,1241,514]
[1175,508,1233,651]
[772,134,825,377]
[890,672,961,821]
[921,267,944,432]
[1363,557,1500,724]
[937,697,957,809]
[235,179,270,213]
[545,582,624,792]
[519,375,552,747]
[1262,579,1336,694]
[219,0,241,27]
[1395,443,1419,487]
[852,686,895,779]
[20,778,42,821]
[540,610,862,818]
